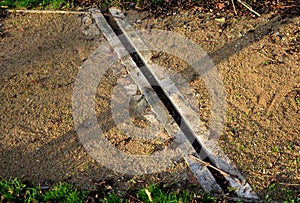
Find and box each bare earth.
[127,8,299,199]
[0,12,199,197]
[0,8,299,201]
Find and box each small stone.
[76,6,84,11]
[85,18,92,26]
[82,16,92,26]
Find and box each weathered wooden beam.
[108,7,258,200]
[91,9,224,193]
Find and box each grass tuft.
[136,184,192,203]
[0,178,26,202]
[0,178,86,203]
[42,183,87,203]
[0,0,69,9]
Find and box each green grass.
[264,182,300,203]
[42,183,87,202]
[136,184,193,203]
[0,0,70,9]
[0,178,26,202]
[1,178,300,202]
[0,178,205,203]
[0,0,166,9]
[0,178,86,203]
[296,98,300,107]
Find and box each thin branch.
[231,0,238,15]
[247,170,272,177]
[237,0,261,17]
[127,193,143,202]
[188,154,229,177]
[7,9,87,14]
[279,182,300,186]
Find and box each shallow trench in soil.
[0,8,299,200]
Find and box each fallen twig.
[231,0,238,15]
[279,182,300,186]
[237,0,261,17]
[7,9,87,14]
[188,154,229,177]
[246,170,272,177]
[127,193,143,202]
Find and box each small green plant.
[102,193,122,203]
[24,187,42,203]
[272,145,279,153]
[203,192,217,202]
[231,127,238,134]
[295,98,300,107]
[281,188,300,203]
[287,142,294,150]
[238,144,245,150]
[64,113,73,122]
[264,183,276,202]
[262,61,270,65]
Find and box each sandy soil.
[0,7,299,201]
[126,7,299,199]
[0,11,200,198]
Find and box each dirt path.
[0,8,299,201]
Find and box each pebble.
[82,16,93,26]
[76,6,84,11]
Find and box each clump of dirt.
[127,6,299,200]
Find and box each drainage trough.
[90,8,260,202]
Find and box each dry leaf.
[215,17,226,23]
[145,189,153,202]
[217,3,225,10]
